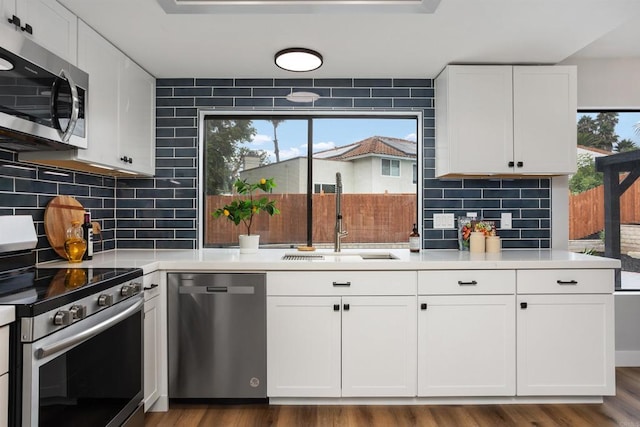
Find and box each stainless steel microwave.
[0,26,88,152]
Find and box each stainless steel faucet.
[334,172,348,252]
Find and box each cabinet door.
[18,0,77,63]
[117,57,156,175]
[143,294,160,411]
[77,21,120,168]
[436,65,513,176]
[267,296,341,397]
[417,295,516,396]
[513,66,577,174]
[0,373,7,427]
[517,294,615,396]
[341,296,417,397]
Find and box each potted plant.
[212,178,280,253]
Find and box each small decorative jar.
[486,236,501,253]
[469,231,486,253]
[64,220,87,263]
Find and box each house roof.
[314,136,417,161]
[577,145,612,156]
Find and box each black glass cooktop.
[0,267,143,317]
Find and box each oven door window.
[38,310,142,426]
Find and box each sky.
[243,118,418,162]
[577,112,640,145]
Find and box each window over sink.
[199,112,421,249]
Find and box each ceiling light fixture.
[275,48,323,72]
[0,57,14,71]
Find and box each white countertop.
[38,248,621,273]
[0,306,15,326]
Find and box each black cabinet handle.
[144,283,159,291]
[21,23,32,34]
[520,302,528,309]
[457,280,478,286]
[120,156,133,164]
[343,303,350,311]
[8,15,20,27]
[516,161,524,168]
[508,161,514,167]
[332,281,351,287]
[557,280,578,285]
[420,303,427,310]
[333,304,340,311]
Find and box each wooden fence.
[569,178,640,240]
[205,193,417,245]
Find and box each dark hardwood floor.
[144,367,640,426]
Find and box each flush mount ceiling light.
[275,48,323,72]
[286,91,320,103]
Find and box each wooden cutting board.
[44,195,86,259]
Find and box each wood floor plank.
[145,368,640,427]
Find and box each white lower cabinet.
[267,296,341,397]
[516,269,615,396]
[417,270,516,397]
[143,271,162,411]
[417,295,516,396]
[266,271,417,398]
[0,373,7,427]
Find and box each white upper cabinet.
[2,0,77,63]
[21,21,156,176]
[435,65,577,177]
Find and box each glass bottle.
[409,223,421,253]
[64,220,87,263]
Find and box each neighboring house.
[240,136,417,194]
[577,145,611,161]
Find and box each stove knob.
[98,294,113,307]
[69,305,86,320]
[131,282,142,294]
[121,284,133,297]
[53,311,72,326]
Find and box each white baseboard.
[616,350,640,367]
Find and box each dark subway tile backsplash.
[0,76,553,256]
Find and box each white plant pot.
[239,234,260,254]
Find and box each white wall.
[560,57,640,109]
[561,56,640,366]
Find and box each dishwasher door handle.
[178,286,255,295]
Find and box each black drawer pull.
[420,303,427,310]
[343,304,350,311]
[332,281,351,287]
[516,161,524,168]
[508,161,515,167]
[144,283,159,291]
[457,280,478,286]
[556,280,578,285]
[333,304,340,311]
[520,302,528,309]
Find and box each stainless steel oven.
[21,293,144,427]
[0,216,144,427]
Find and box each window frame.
[197,110,423,249]
[381,158,401,177]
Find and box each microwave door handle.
[56,69,80,142]
[34,298,143,360]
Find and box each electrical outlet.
[501,212,512,229]
[433,213,455,229]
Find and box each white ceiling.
[59,0,640,79]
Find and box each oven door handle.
[35,297,143,360]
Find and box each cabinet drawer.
[267,271,416,296]
[517,269,614,294]
[418,270,515,295]
[0,326,8,375]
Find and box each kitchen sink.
[281,252,399,261]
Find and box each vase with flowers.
[212,178,280,253]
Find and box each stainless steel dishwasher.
[167,272,266,399]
